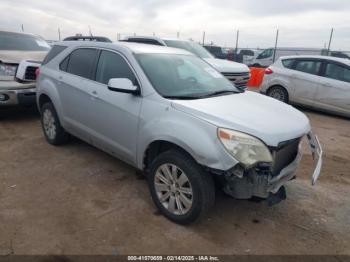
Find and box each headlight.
[0,63,17,78]
[218,128,272,167]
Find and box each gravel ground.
[0,105,349,255]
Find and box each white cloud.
[1,0,350,50]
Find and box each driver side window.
[96,50,138,85]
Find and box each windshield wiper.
[163,95,202,100]
[196,90,240,98]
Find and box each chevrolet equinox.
[36,41,322,224]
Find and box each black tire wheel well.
[38,94,52,113]
[143,141,195,173]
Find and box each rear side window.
[96,50,137,85]
[59,56,69,71]
[282,59,295,69]
[325,63,350,83]
[42,45,67,65]
[66,48,98,79]
[294,60,321,75]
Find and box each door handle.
[91,90,99,99]
[323,83,332,87]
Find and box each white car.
[251,48,350,68]
[261,55,350,118]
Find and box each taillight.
[35,67,40,80]
[265,68,273,75]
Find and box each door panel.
[290,60,322,106]
[87,50,142,165]
[87,83,142,164]
[315,62,350,113]
[56,48,99,140]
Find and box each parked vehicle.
[122,36,251,89]
[0,31,50,106]
[37,41,322,224]
[261,55,350,118]
[63,36,112,42]
[203,45,226,59]
[250,47,349,68]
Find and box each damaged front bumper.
[221,131,323,204]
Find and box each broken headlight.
[218,128,273,168]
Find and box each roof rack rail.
[63,36,112,43]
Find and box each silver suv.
[37,41,322,224]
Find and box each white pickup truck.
[0,31,49,106]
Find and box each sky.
[1,0,350,50]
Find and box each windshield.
[136,53,239,99]
[0,31,50,51]
[164,40,213,59]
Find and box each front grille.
[222,72,250,86]
[270,138,301,175]
[24,66,38,81]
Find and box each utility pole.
[273,29,279,63]
[58,28,61,41]
[177,31,180,39]
[235,29,239,58]
[88,25,93,36]
[202,31,205,45]
[21,24,24,32]
[327,28,334,56]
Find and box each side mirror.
[107,78,139,95]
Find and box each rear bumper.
[0,82,36,106]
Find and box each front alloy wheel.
[154,164,193,215]
[148,150,215,224]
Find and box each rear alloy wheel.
[41,102,69,145]
[267,86,289,103]
[148,150,215,224]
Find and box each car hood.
[204,58,249,73]
[171,91,310,147]
[0,51,47,64]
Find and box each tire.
[40,102,69,145]
[148,149,215,224]
[267,85,289,103]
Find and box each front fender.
[136,98,238,171]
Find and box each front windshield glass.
[164,40,213,59]
[136,53,239,99]
[0,31,50,51]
